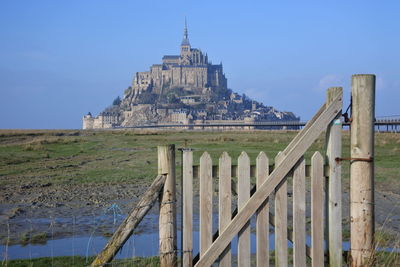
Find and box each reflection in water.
[2,211,376,261]
[2,230,348,261]
[2,234,160,260]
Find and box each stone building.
[126,20,227,103]
[83,112,119,129]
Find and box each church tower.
[180,19,191,64]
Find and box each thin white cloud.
[315,74,344,91]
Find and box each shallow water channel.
[2,212,354,261]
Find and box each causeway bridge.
[116,115,400,132]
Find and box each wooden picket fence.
[181,87,343,267]
[183,150,329,267]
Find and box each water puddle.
[2,212,398,261]
[0,230,338,261]
[1,234,159,260]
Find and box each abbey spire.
[181,18,190,46]
[180,18,191,61]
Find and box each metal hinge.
[335,157,374,163]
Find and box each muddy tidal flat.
[1,129,399,253]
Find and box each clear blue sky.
[1,1,399,129]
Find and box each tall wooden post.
[158,145,177,267]
[325,87,343,267]
[350,74,375,266]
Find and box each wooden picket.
[293,157,306,267]
[237,152,251,266]
[182,149,193,267]
[311,152,324,267]
[199,152,212,257]
[218,152,232,267]
[274,152,288,266]
[326,87,343,267]
[256,152,269,267]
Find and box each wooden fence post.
[350,74,375,266]
[325,87,343,267]
[158,145,177,267]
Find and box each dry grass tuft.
[23,143,46,151]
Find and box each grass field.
[0,129,399,187]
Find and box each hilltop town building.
[83,22,299,129]
[126,20,227,105]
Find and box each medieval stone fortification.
[83,22,299,129]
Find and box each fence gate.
[181,87,343,267]
[92,75,375,267]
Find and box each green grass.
[0,130,398,188]
[19,232,48,246]
[375,229,400,248]
[29,232,48,245]
[373,250,400,266]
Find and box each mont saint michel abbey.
[83,22,298,129]
[130,21,227,101]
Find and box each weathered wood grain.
[183,149,193,267]
[274,152,288,267]
[192,164,330,180]
[238,152,250,267]
[293,157,306,267]
[350,75,375,266]
[256,152,269,267]
[325,87,343,267]
[218,152,232,267]
[158,145,177,267]
[200,152,213,258]
[311,152,324,267]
